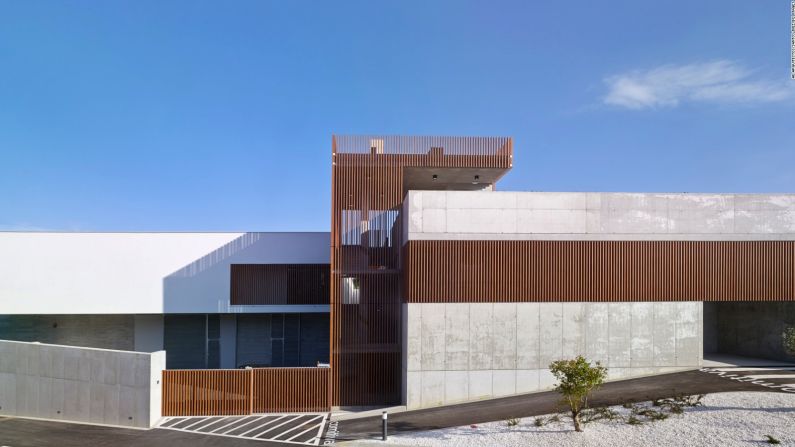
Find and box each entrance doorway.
[704,301,795,367]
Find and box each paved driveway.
[2,368,792,446]
[158,413,328,445]
[701,366,795,393]
[332,368,789,442]
[0,416,281,447]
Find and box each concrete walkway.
[332,369,783,442]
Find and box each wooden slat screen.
[331,135,513,407]
[252,367,330,413]
[161,367,330,416]
[404,240,795,303]
[230,264,330,305]
[162,369,251,416]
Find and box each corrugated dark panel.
[331,135,513,406]
[230,264,330,305]
[207,340,220,369]
[271,339,284,367]
[271,314,284,338]
[207,314,220,339]
[404,240,795,303]
[235,315,272,368]
[283,314,301,366]
[299,314,329,367]
[164,315,207,369]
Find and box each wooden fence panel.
[162,369,251,416]
[162,367,329,416]
[252,367,330,413]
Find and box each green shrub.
[626,415,643,425]
[582,406,621,423]
[783,327,795,357]
[549,356,608,432]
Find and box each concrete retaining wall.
[403,301,702,410]
[0,339,165,428]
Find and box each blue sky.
[1,1,793,231]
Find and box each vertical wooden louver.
[161,367,330,416]
[162,369,252,416]
[330,135,513,406]
[230,264,330,305]
[404,240,795,303]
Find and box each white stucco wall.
[405,191,795,240]
[403,301,702,410]
[0,232,329,314]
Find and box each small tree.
[783,326,795,357]
[549,356,608,432]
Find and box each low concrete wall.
[403,301,702,410]
[0,340,165,428]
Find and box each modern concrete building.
[0,232,331,370]
[1,135,794,414]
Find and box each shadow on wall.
[707,301,795,362]
[162,232,329,313]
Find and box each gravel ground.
[345,392,795,447]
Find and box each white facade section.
[405,191,795,241]
[403,301,703,410]
[0,339,165,428]
[0,232,329,315]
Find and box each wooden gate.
[162,367,330,416]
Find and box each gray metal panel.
[164,315,206,369]
[284,314,300,366]
[299,314,329,366]
[235,315,272,367]
[0,315,134,350]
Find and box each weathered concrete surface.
[406,191,795,240]
[0,315,135,351]
[403,301,702,409]
[708,302,795,362]
[0,339,164,428]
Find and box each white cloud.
[603,60,795,109]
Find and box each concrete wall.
[134,315,164,353]
[0,315,135,351]
[710,302,795,362]
[405,191,795,241]
[0,339,165,428]
[0,232,329,314]
[403,301,702,410]
[0,314,164,353]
